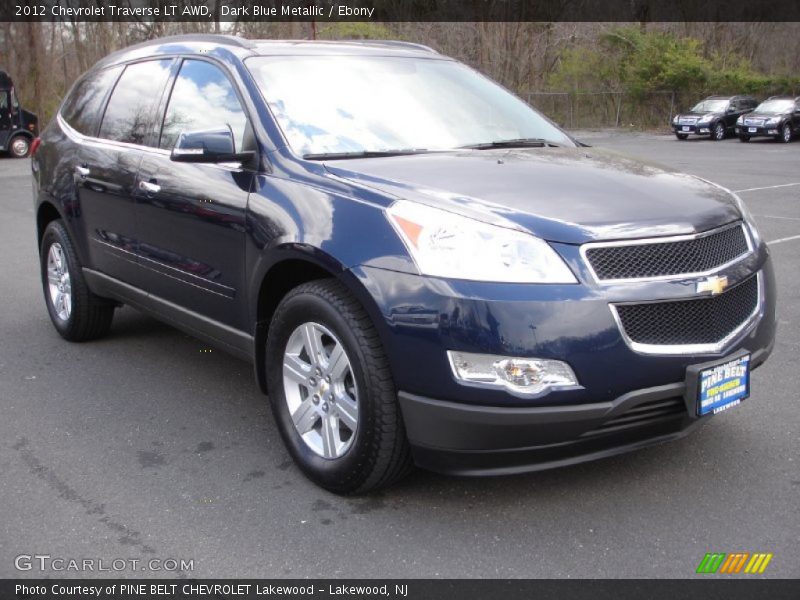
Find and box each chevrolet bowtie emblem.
[697,275,729,295]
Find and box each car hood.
[678,111,720,118]
[324,147,741,244]
[747,111,789,118]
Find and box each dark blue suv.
[31,36,776,493]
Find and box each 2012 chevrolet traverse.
[31,36,776,493]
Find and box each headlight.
[733,193,762,248]
[736,116,744,124]
[387,200,577,283]
[698,114,713,123]
[765,117,781,125]
[672,115,679,124]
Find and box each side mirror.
[170,127,253,164]
[726,106,736,113]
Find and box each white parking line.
[756,214,800,221]
[768,234,800,246]
[734,183,800,193]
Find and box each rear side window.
[60,67,121,136]
[159,59,248,152]
[99,59,172,146]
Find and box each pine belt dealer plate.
[696,354,751,416]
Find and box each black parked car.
[0,70,38,157]
[31,36,775,494]
[672,95,757,141]
[736,96,800,143]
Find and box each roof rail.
[349,40,438,54]
[147,34,254,49]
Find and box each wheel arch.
[251,249,394,396]
[36,200,63,249]
[8,128,35,143]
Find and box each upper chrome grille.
[679,117,698,125]
[744,118,765,126]
[583,223,750,282]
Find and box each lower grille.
[582,397,686,438]
[614,274,759,347]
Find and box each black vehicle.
[735,96,800,143]
[0,70,38,157]
[31,36,775,494]
[672,95,757,141]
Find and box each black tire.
[265,279,412,495]
[739,135,750,143]
[40,220,115,341]
[9,135,30,158]
[675,133,688,140]
[711,121,725,141]
[779,123,792,143]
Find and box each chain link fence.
[526,91,680,130]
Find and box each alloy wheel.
[714,123,724,140]
[282,322,359,459]
[46,243,72,321]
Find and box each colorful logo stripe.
[696,553,773,574]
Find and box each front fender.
[245,171,417,326]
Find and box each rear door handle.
[74,165,90,179]
[139,180,161,195]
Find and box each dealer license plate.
[697,354,750,416]
[682,126,690,131]
[748,127,757,133]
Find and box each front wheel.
[9,135,30,158]
[40,220,115,341]
[779,123,792,143]
[712,122,725,141]
[265,279,411,494]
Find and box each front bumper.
[399,344,772,475]
[736,125,781,138]
[346,244,776,475]
[673,124,712,135]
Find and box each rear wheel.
[265,279,411,494]
[40,220,115,341]
[675,133,688,140]
[780,123,792,143]
[9,135,30,158]
[712,122,725,141]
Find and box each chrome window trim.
[609,272,763,356]
[58,113,171,157]
[580,221,753,284]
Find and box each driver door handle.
[139,180,161,195]
[74,165,90,179]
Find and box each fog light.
[447,351,579,397]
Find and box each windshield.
[755,99,794,113]
[246,56,573,157]
[690,99,729,113]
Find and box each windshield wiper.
[303,149,429,160]
[457,138,563,150]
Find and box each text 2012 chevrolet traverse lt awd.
[31,36,776,494]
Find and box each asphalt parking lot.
[1,131,798,579]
